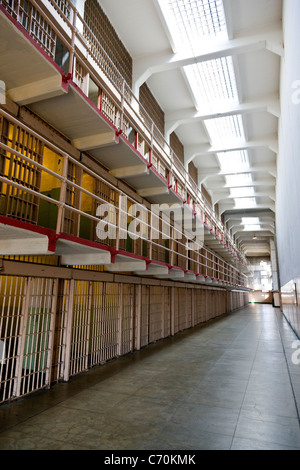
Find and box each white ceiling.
[99,0,282,258]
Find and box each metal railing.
[0,108,248,287]
[0,0,249,269]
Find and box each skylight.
[159,1,239,111]
[225,173,253,188]
[235,197,257,209]
[158,1,257,211]
[159,0,228,53]
[242,217,260,225]
[217,150,249,173]
[205,115,245,146]
[230,187,255,198]
[243,225,261,231]
[184,57,239,111]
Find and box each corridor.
[0,304,300,450]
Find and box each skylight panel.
[218,150,249,173]
[234,197,257,209]
[243,225,261,231]
[230,187,255,198]
[160,0,228,53]
[225,173,253,187]
[205,115,245,146]
[184,56,239,110]
[242,218,260,225]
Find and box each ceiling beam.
[212,190,276,205]
[197,163,277,185]
[165,95,280,136]
[232,225,275,236]
[219,201,275,215]
[133,23,283,91]
[185,135,278,166]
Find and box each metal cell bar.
[63,278,74,381]
[0,275,25,403]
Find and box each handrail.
[0,0,249,270]
[0,109,248,287]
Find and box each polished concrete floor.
[0,304,300,450]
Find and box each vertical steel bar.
[85,281,93,370]
[56,153,69,235]
[13,277,31,399]
[171,286,175,337]
[135,284,142,351]
[45,278,59,388]
[68,7,77,76]
[63,278,74,382]
[117,283,123,357]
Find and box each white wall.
[276,0,300,287]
